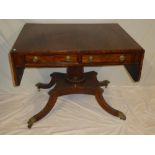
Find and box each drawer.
[82,53,138,64]
[25,55,78,64]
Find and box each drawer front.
[25,55,78,65]
[82,53,138,64]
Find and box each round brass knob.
[119,55,126,62]
[88,55,93,63]
[33,56,39,63]
[65,55,71,62]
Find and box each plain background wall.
[0,19,155,92]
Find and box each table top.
[10,23,145,86]
[12,23,143,53]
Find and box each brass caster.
[27,117,36,129]
[99,80,110,88]
[118,112,126,120]
[105,80,110,88]
[35,83,41,92]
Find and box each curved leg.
[27,93,58,128]
[27,70,126,128]
[36,75,56,91]
[95,90,126,120]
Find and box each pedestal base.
[28,68,126,128]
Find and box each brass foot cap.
[118,112,126,120]
[27,117,36,129]
[35,83,41,91]
[99,80,110,88]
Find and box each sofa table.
[9,23,144,128]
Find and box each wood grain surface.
[11,23,144,53]
[9,23,145,86]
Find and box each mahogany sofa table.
[9,24,144,128]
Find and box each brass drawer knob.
[33,56,39,63]
[65,55,71,62]
[88,56,93,62]
[119,55,126,62]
